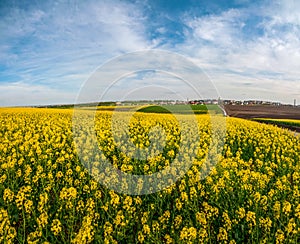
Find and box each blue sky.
[1,0,300,106]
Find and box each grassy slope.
[137,104,222,114]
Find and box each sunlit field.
[253,118,300,128]
[1,108,300,243]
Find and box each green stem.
[22,207,26,244]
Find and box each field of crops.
[137,105,212,114]
[253,118,300,127]
[1,108,300,243]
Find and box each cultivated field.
[224,105,300,120]
[224,105,300,133]
[1,108,300,243]
[252,118,300,133]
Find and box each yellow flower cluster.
[51,219,62,236]
[180,226,197,242]
[0,108,300,243]
[0,209,16,243]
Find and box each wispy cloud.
[175,1,300,103]
[0,0,299,105]
[0,81,75,106]
[0,0,152,106]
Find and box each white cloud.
[185,9,244,46]
[1,0,300,106]
[178,2,300,103]
[0,82,75,106]
[0,0,153,106]
[262,0,300,27]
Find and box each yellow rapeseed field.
[253,118,300,128]
[254,118,300,125]
[0,108,300,243]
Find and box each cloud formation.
[175,1,300,102]
[0,0,299,106]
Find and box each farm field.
[224,105,300,120]
[252,118,300,127]
[252,118,300,134]
[1,108,300,243]
[137,104,221,114]
[78,104,222,115]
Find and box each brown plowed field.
[224,105,300,133]
[224,105,300,120]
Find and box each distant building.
[223,99,282,106]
